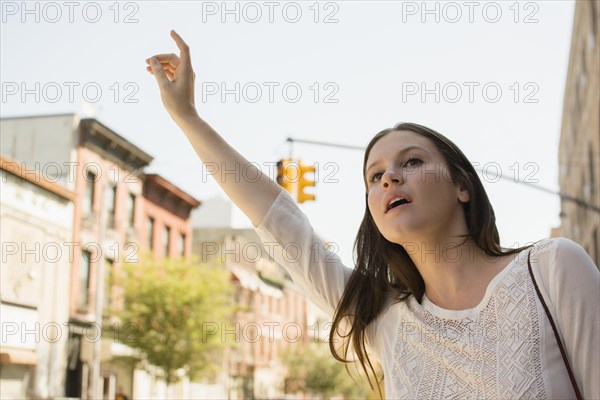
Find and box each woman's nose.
[382,169,402,188]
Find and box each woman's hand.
[146,30,198,125]
[145,30,282,226]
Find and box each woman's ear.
[457,183,470,203]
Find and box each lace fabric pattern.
[390,259,547,399]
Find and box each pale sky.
[1,1,575,266]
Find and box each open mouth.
[386,198,411,213]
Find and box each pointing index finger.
[170,29,190,63]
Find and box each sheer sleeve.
[533,237,600,399]
[252,189,352,318]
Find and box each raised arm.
[146,30,281,227]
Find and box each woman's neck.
[408,239,514,310]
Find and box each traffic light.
[297,161,316,203]
[276,159,294,194]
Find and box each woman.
[146,30,599,399]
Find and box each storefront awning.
[0,348,37,365]
[228,265,283,299]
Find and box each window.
[234,286,242,303]
[578,45,588,108]
[164,225,171,257]
[79,250,92,309]
[593,229,599,268]
[83,170,96,216]
[590,1,597,42]
[103,259,114,312]
[106,184,117,229]
[179,233,186,257]
[248,291,254,309]
[590,147,596,197]
[148,217,155,250]
[127,193,136,227]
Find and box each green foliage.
[282,342,370,399]
[116,252,234,384]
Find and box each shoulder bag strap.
[527,250,583,400]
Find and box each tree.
[115,253,234,384]
[282,341,370,399]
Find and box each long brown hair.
[329,122,531,396]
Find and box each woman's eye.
[404,158,422,168]
[369,172,383,182]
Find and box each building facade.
[68,118,153,399]
[0,155,75,399]
[558,1,600,266]
[142,173,200,260]
[1,114,201,399]
[192,224,313,399]
[128,173,200,399]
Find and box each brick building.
[192,219,317,398]
[0,114,201,399]
[557,1,600,265]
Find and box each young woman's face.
[365,130,470,245]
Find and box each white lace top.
[253,190,599,399]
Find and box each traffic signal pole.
[285,137,600,214]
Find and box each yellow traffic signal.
[297,161,316,203]
[276,159,294,194]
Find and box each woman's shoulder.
[528,236,589,262]
[526,237,597,292]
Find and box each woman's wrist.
[174,107,201,130]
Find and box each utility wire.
[286,137,600,214]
